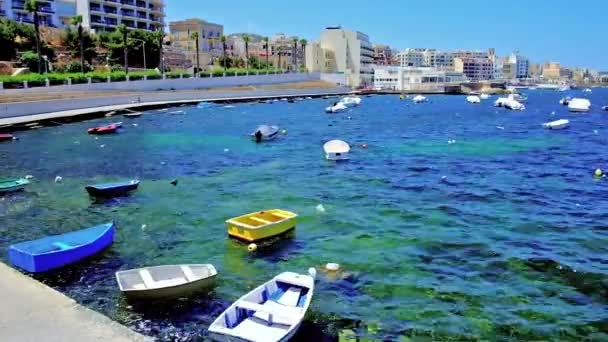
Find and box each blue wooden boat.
[8,223,115,273]
[85,180,139,197]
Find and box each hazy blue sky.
[166,0,607,70]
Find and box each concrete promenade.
[0,86,351,126]
[0,262,150,342]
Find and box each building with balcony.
[373,44,394,65]
[542,62,562,80]
[507,51,529,79]
[454,57,494,81]
[305,26,373,88]
[168,18,223,69]
[2,0,60,27]
[76,0,165,32]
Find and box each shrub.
[20,51,41,73]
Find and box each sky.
[166,0,608,70]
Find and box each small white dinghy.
[325,102,348,113]
[323,140,350,161]
[568,98,591,113]
[116,264,217,300]
[412,95,427,103]
[494,97,525,110]
[466,95,481,104]
[480,93,490,100]
[208,269,316,342]
[252,125,280,142]
[543,119,570,130]
[339,96,362,107]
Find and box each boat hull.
[8,223,115,273]
[85,181,139,197]
[0,179,29,193]
[0,134,14,142]
[226,210,297,243]
[125,276,216,300]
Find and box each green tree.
[0,19,19,60]
[69,15,85,73]
[263,37,270,71]
[63,27,95,70]
[154,30,164,73]
[190,31,199,75]
[20,51,40,72]
[99,28,160,70]
[115,24,128,73]
[299,39,307,70]
[24,0,42,73]
[243,35,250,71]
[220,35,228,71]
[277,46,282,71]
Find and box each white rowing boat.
[543,119,570,130]
[323,140,350,161]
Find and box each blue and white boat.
[209,269,316,342]
[8,223,115,273]
[85,180,139,197]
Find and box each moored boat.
[568,98,591,113]
[226,209,298,243]
[413,95,428,103]
[116,264,217,300]
[325,102,348,113]
[0,133,15,142]
[339,96,362,107]
[602,105,608,111]
[480,93,490,100]
[543,119,570,130]
[0,178,30,193]
[495,97,525,110]
[323,140,350,161]
[124,112,143,118]
[466,95,481,104]
[85,180,139,197]
[560,97,572,106]
[8,222,115,273]
[208,269,316,342]
[251,125,280,143]
[88,124,118,135]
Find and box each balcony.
[103,6,117,14]
[122,20,135,28]
[121,0,135,6]
[105,18,118,25]
[120,9,135,16]
[137,22,147,29]
[136,1,146,8]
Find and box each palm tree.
[277,46,282,72]
[117,24,128,74]
[263,37,269,71]
[154,30,164,74]
[24,0,42,73]
[292,37,298,71]
[70,15,85,73]
[190,31,199,76]
[243,35,250,71]
[220,35,227,72]
[299,39,307,71]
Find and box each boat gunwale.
[226,210,297,230]
[9,222,115,257]
[115,264,217,292]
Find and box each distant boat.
[124,112,143,118]
[602,105,608,111]
[568,98,591,113]
[466,95,481,104]
[116,264,217,300]
[480,94,490,100]
[208,269,316,342]
[495,98,525,110]
[88,124,118,135]
[543,119,570,130]
[85,180,140,197]
[0,133,15,142]
[558,85,571,92]
[251,125,279,142]
[508,93,528,103]
[325,102,347,113]
[583,88,592,93]
[197,102,213,109]
[413,95,428,103]
[339,96,362,107]
[8,222,115,273]
[226,209,298,243]
[0,178,30,194]
[323,140,350,161]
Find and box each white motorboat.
[559,97,572,106]
[543,119,570,130]
[508,93,528,103]
[323,140,350,161]
[494,98,525,110]
[568,98,591,113]
[115,264,217,300]
[325,102,348,113]
[252,125,280,142]
[208,269,316,342]
[558,85,571,92]
[583,88,592,93]
[466,95,481,104]
[480,94,490,100]
[412,95,427,103]
[339,96,362,107]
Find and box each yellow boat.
[226,209,298,243]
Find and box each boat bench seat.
[250,217,272,225]
[181,265,197,282]
[270,212,291,219]
[276,287,302,306]
[236,301,299,326]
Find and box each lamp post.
[129,38,147,70]
[42,55,48,78]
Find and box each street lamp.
[129,38,147,70]
[42,55,48,78]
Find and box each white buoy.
[100,144,105,148]
[308,267,317,279]
[325,263,340,272]
[141,224,147,230]
[224,148,230,153]
[248,243,258,252]
[54,176,63,183]
[316,204,326,213]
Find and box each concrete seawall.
[0,262,150,341]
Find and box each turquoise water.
[1,90,608,340]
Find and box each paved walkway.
[0,87,351,126]
[0,262,150,342]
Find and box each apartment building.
[306,26,374,88]
[1,0,60,27]
[543,62,561,80]
[373,44,394,65]
[454,57,494,81]
[508,51,529,78]
[77,0,165,32]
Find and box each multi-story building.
[305,26,374,88]
[1,0,60,27]
[454,57,494,81]
[507,51,529,79]
[76,0,165,32]
[528,63,543,78]
[168,18,223,69]
[374,65,467,91]
[396,48,425,67]
[373,44,394,65]
[543,62,561,80]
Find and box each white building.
[374,66,468,92]
[0,0,60,27]
[508,51,529,79]
[76,0,165,32]
[305,26,374,88]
